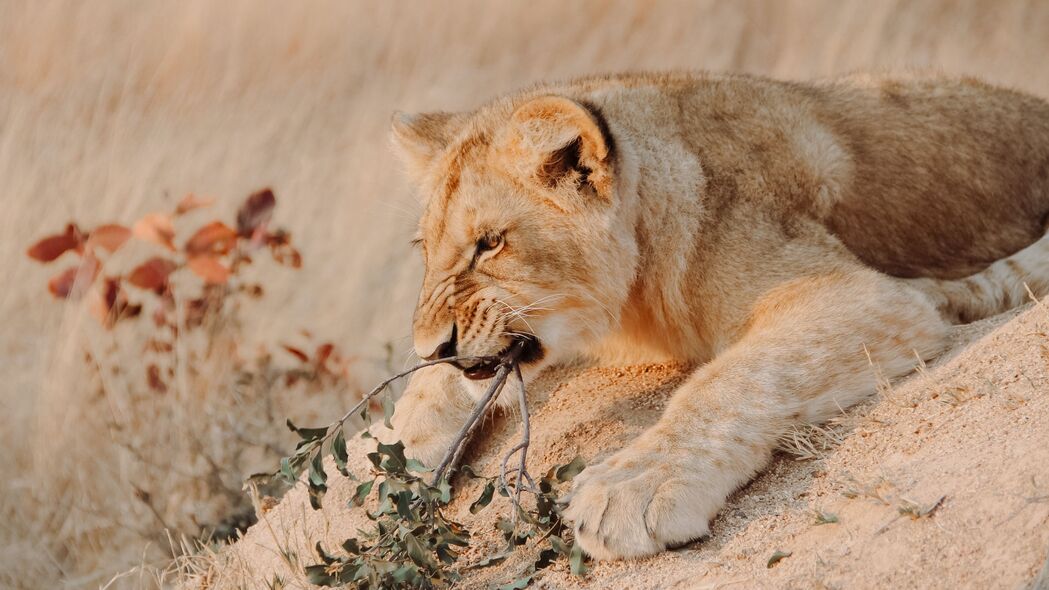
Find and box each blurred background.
[2,1,1048,588]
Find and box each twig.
[499,365,532,525]
[335,354,485,432]
[431,363,513,484]
[430,340,529,484]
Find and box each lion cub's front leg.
[376,363,474,467]
[565,270,950,560]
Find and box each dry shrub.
[14,191,363,590]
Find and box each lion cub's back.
[812,74,1049,278]
[544,72,1049,278]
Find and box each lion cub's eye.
[476,233,503,254]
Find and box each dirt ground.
[201,303,1049,590]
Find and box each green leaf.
[536,491,554,519]
[307,453,328,509]
[548,535,570,556]
[533,547,558,571]
[468,551,510,569]
[390,564,420,584]
[395,491,413,520]
[437,479,453,503]
[308,483,326,510]
[352,479,375,506]
[555,456,586,482]
[405,458,431,473]
[469,480,496,514]
[303,564,338,586]
[376,441,408,473]
[341,538,361,554]
[498,574,534,590]
[279,456,297,484]
[314,541,337,565]
[308,453,328,487]
[437,521,470,547]
[245,471,275,486]
[332,429,349,476]
[286,419,327,442]
[767,550,792,568]
[569,543,588,576]
[382,394,395,430]
[436,543,460,564]
[813,511,838,525]
[402,531,438,569]
[366,451,381,468]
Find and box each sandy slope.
[203,304,1049,589]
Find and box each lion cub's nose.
[418,324,457,361]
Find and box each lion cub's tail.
[907,232,1049,323]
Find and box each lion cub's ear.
[502,96,615,205]
[390,111,468,183]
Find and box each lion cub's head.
[391,95,638,395]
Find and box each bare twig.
[499,365,533,524]
[430,339,531,485]
[431,362,513,484]
[335,354,485,432]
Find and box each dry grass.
[4,1,1049,588]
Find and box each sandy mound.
[199,303,1049,589]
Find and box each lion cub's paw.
[563,440,714,560]
[377,364,473,468]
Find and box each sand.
[200,303,1049,589]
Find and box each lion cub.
[387,72,1049,560]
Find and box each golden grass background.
[2,1,1049,587]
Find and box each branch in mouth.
[461,335,543,381]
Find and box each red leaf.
[186,255,230,284]
[133,213,176,251]
[88,224,132,253]
[28,224,84,262]
[47,253,100,299]
[315,343,335,368]
[184,221,237,256]
[48,268,80,298]
[236,188,276,237]
[128,257,178,293]
[147,364,168,393]
[175,194,216,215]
[101,277,120,310]
[88,277,138,327]
[88,278,118,325]
[264,229,291,248]
[272,244,302,268]
[184,297,211,329]
[281,344,309,363]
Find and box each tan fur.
[387,71,1049,560]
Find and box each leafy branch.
[271,340,589,588]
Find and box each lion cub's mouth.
[460,335,543,381]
